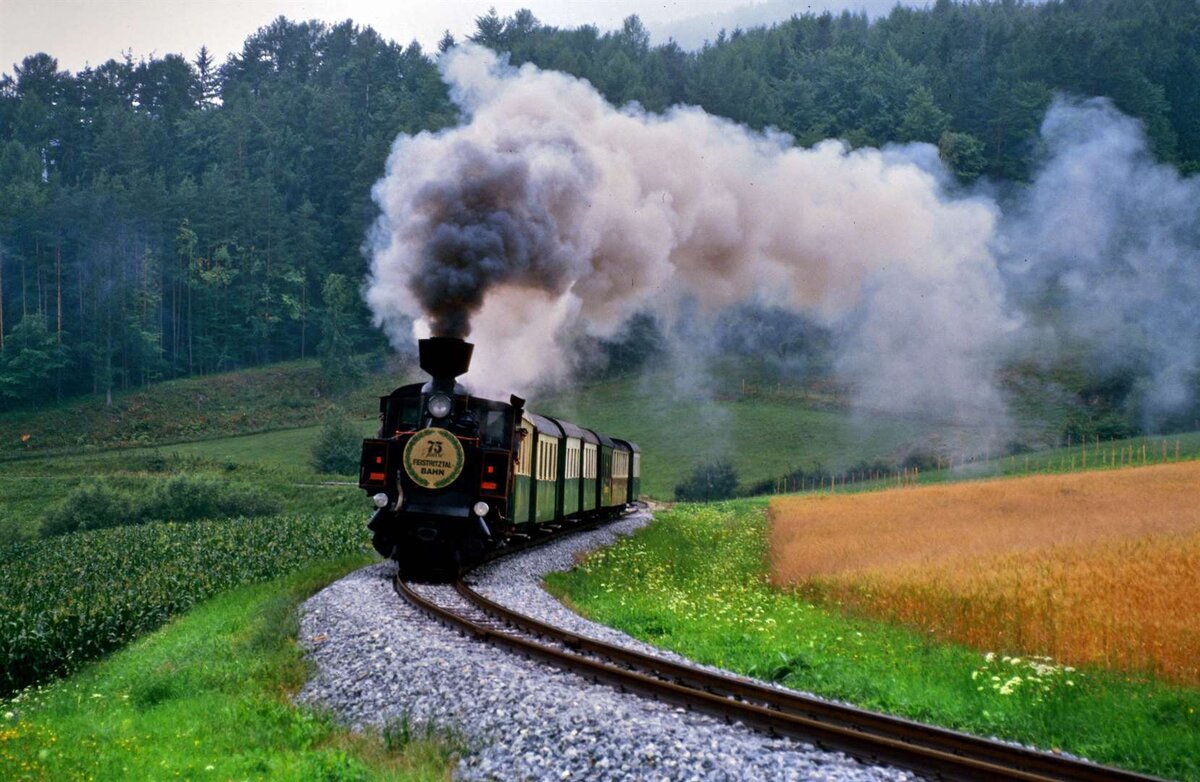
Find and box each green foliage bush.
[40,483,136,537]
[744,458,897,496]
[0,512,369,695]
[674,461,739,502]
[40,477,275,537]
[141,475,276,522]
[310,416,362,475]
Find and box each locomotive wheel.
[368,509,398,559]
[371,533,398,559]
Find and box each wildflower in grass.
[973,652,1081,702]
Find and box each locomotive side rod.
[395,574,1162,782]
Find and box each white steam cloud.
[366,46,1199,444]
[367,46,1007,423]
[1001,98,1200,430]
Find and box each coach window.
[537,439,558,481]
[515,428,531,476]
[566,445,579,480]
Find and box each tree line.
[475,0,1198,180]
[2,0,1197,406]
[0,19,456,405]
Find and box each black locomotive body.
[359,337,641,581]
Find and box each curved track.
[397,566,1162,782]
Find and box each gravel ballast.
[298,512,922,781]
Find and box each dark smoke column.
[405,143,586,338]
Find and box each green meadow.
[546,501,1200,781]
[0,560,455,781]
[0,362,448,778]
[3,359,1199,779]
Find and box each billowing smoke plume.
[367,46,1199,443]
[368,45,1007,423]
[1001,98,1200,430]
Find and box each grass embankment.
[771,461,1200,686]
[909,431,1200,485]
[542,368,1200,499]
[0,447,370,546]
[0,359,400,455]
[540,372,943,498]
[0,559,454,781]
[146,420,379,471]
[547,501,1200,781]
[10,349,1179,501]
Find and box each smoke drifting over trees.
[368,46,1004,396]
[367,46,1199,445]
[1001,99,1200,432]
[3,2,1199,447]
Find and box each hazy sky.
[0,0,915,74]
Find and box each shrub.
[311,416,361,474]
[41,482,136,537]
[121,453,171,472]
[900,450,941,471]
[40,477,276,537]
[220,485,276,517]
[141,475,275,522]
[674,461,738,502]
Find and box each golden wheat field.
[769,461,1200,685]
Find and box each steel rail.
[453,582,1162,782]
[395,574,1163,782]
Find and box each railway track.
[397,574,1163,782]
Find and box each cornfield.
[769,461,1200,685]
[0,513,369,696]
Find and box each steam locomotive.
[359,336,641,581]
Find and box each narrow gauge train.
[358,336,641,581]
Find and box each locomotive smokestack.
[419,337,474,392]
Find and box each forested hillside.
[1,0,1197,408]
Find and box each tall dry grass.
[769,461,1200,685]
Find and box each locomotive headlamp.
[373,493,389,508]
[472,501,490,517]
[427,393,452,419]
